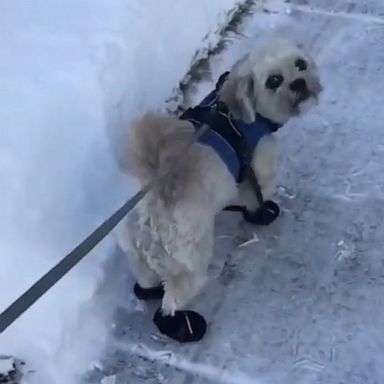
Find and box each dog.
[118,38,322,343]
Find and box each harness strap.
[183,105,266,207]
[180,72,273,207]
[246,167,265,207]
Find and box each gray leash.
[0,124,209,334]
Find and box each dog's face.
[220,39,322,124]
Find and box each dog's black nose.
[290,78,307,93]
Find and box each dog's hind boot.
[243,200,280,226]
[133,283,164,300]
[153,308,207,342]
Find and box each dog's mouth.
[293,90,310,107]
[292,90,317,114]
[293,80,323,113]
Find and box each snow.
[100,375,115,384]
[0,1,242,383]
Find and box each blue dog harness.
[180,72,281,184]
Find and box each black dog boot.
[153,308,207,342]
[133,282,164,300]
[242,200,280,226]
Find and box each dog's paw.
[153,308,207,343]
[242,200,280,225]
[133,283,164,300]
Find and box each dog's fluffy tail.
[124,112,194,186]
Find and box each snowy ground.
[97,1,384,383]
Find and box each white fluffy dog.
[118,38,322,343]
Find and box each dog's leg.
[152,227,214,343]
[241,134,280,225]
[153,271,207,343]
[118,219,164,300]
[132,257,164,301]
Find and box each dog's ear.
[219,73,256,123]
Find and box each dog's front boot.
[242,200,280,225]
[224,200,280,225]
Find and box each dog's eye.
[295,58,307,71]
[265,74,284,90]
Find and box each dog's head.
[219,38,322,124]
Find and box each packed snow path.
[96,1,384,383]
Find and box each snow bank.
[0,0,242,383]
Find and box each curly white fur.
[118,38,322,315]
